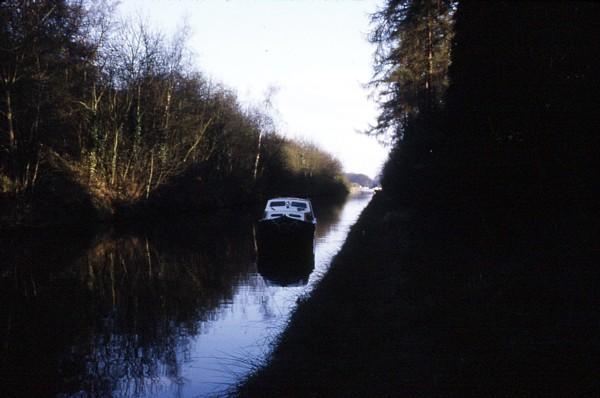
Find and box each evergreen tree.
[369,0,455,142]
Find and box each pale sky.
[118,0,388,179]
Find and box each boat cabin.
[262,197,315,223]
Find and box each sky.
[118,0,388,179]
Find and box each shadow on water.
[0,197,355,397]
[0,227,96,397]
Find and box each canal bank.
[236,191,598,397]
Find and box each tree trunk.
[426,6,434,110]
[4,89,16,150]
[110,128,120,186]
[163,84,172,130]
[253,131,263,181]
[146,151,154,199]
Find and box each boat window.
[269,213,282,218]
[288,213,301,218]
[269,201,286,207]
[291,201,307,209]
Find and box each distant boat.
[349,183,377,194]
[256,197,316,257]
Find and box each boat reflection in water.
[256,242,315,287]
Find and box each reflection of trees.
[312,194,373,239]
[0,215,257,397]
[312,199,345,238]
[77,220,257,396]
[0,227,95,397]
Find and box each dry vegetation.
[0,1,348,227]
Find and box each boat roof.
[267,197,311,202]
[265,197,313,210]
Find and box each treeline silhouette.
[371,0,598,243]
[363,2,599,394]
[0,1,347,228]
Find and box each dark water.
[0,192,373,397]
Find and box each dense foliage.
[0,0,347,227]
[372,0,599,225]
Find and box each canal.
[0,192,373,397]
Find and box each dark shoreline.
[0,183,349,232]
[235,191,599,397]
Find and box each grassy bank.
[236,191,598,397]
